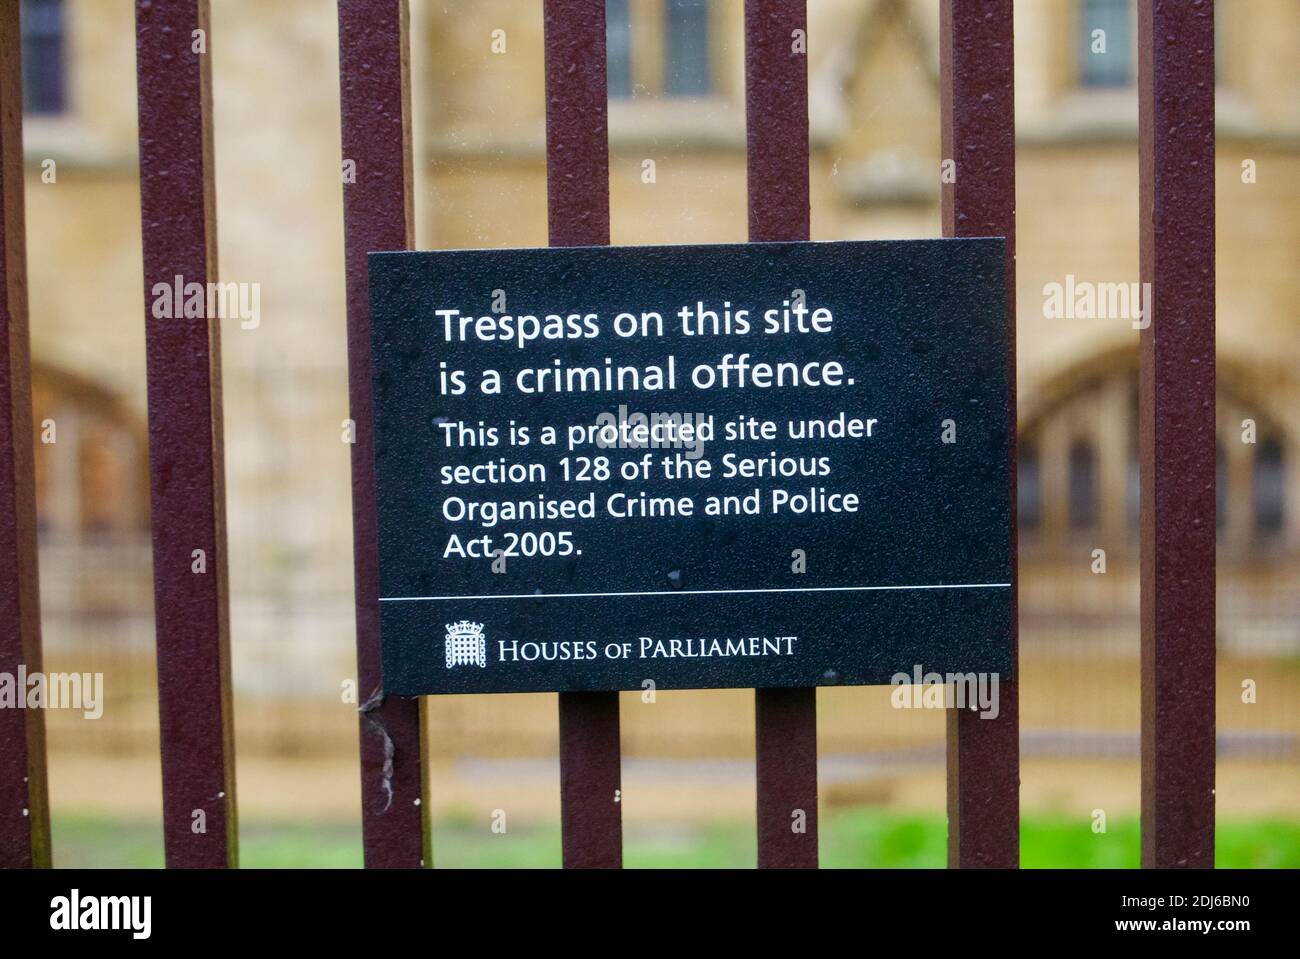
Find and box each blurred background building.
[19,0,1299,860]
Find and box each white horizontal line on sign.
[379,583,1012,603]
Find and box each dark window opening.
[1019,442,1041,530]
[664,0,711,97]
[1215,441,1227,530]
[606,0,632,98]
[1127,449,1140,529]
[1069,441,1098,529]
[1078,0,1132,88]
[21,0,66,116]
[1127,385,1140,528]
[1253,439,1285,535]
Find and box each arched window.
[1018,354,1291,556]
[30,363,148,541]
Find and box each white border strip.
[380,583,1011,603]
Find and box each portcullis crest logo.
[445,621,487,668]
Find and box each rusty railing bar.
[338,0,431,869]
[744,0,819,870]
[940,0,1020,869]
[543,0,624,870]
[0,0,52,870]
[1138,0,1216,869]
[135,0,237,868]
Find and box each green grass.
[48,812,1300,868]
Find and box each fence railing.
[940,0,1020,869]
[1,0,51,871]
[0,0,1216,869]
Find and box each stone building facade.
[20,1,1299,786]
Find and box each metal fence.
[0,0,1217,869]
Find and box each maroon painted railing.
[1138,0,1216,869]
[135,0,238,869]
[745,0,820,870]
[0,0,50,870]
[544,0,625,870]
[940,0,1020,868]
[0,0,1219,871]
[338,0,430,870]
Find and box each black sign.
[368,239,1010,695]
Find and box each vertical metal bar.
[544,0,611,250]
[1138,0,1216,869]
[557,691,621,869]
[338,0,430,869]
[940,0,1019,869]
[543,0,623,870]
[135,0,237,868]
[0,1,51,870]
[754,687,817,868]
[744,0,818,870]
